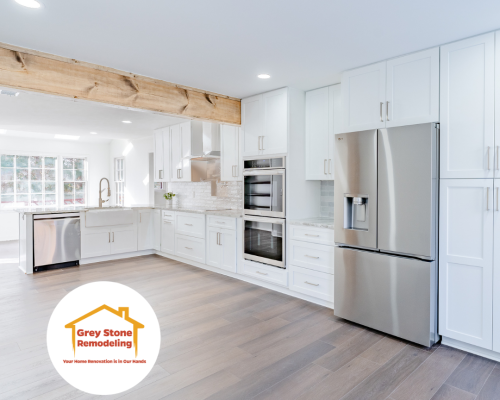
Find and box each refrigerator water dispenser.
[344,195,369,231]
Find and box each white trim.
[442,336,500,362]
[80,249,154,265]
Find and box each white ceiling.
[0,88,188,142]
[1,0,500,99]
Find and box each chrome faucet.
[99,178,111,208]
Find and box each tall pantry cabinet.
[439,31,500,356]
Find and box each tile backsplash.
[320,181,334,218]
[166,181,243,210]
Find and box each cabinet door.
[154,130,164,182]
[441,33,495,179]
[206,227,222,268]
[439,179,493,349]
[153,210,161,251]
[220,124,241,181]
[220,228,237,273]
[111,226,137,254]
[306,87,330,180]
[328,84,341,178]
[341,61,386,133]
[495,180,500,352]
[262,88,288,155]
[81,230,110,258]
[170,124,183,182]
[161,219,175,255]
[495,31,500,178]
[241,94,263,156]
[386,47,439,128]
[138,210,153,251]
[162,130,171,182]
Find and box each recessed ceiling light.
[257,74,271,79]
[54,134,79,141]
[122,120,132,124]
[0,89,20,97]
[15,0,41,8]
[90,132,97,135]
[0,129,6,134]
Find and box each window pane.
[31,169,42,181]
[64,182,74,193]
[16,194,29,206]
[44,157,56,168]
[1,155,14,168]
[63,170,74,181]
[17,182,29,193]
[16,156,29,168]
[30,156,43,168]
[1,168,14,181]
[75,170,85,181]
[75,182,85,193]
[1,195,14,204]
[45,182,56,193]
[16,169,28,180]
[75,159,85,169]
[63,158,74,169]
[45,169,56,181]
[31,182,43,193]
[64,192,74,205]
[31,194,43,206]
[44,194,56,205]
[1,182,14,194]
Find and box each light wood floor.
[1,246,499,399]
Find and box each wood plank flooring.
[1,242,499,399]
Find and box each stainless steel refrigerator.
[334,123,439,347]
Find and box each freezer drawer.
[334,247,438,347]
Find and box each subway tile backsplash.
[167,181,243,210]
[320,181,334,218]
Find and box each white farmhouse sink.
[85,208,134,227]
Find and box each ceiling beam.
[0,43,241,125]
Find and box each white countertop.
[288,217,334,230]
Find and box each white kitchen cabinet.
[170,121,204,182]
[206,226,236,273]
[175,212,205,238]
[262,88,288,155]
[170,124,185,182]
[161,218,175,255]
[495,31,500,179]
[138,210,154,251]
[175,234,205,264]
[154,128,171,182]
[305,84,340,180]
[495,179,500,352]
[220,125,242,181]
[441,33,495,179]
[439,179,493,349]
[386,47,439,128]
[153,209,161,251]
[341,61,386,133]
[110,225,137,254]
[241,94,263,156]
[289,265,334,303]
[81,229,111,258]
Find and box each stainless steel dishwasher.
[33,213,81,272]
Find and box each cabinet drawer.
[207,215,236,230]
[240,261,287,287]
[289,240,334,274]
[289,225,334,246]
[162,211,175,221]
[289,265,334,303]
[175,234,205,264]
[175,212,205,238]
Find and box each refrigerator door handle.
[386,101,390,121]
[380,102,384,122]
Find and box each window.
[1,155,58,208]
[114,158,125,206]
[62,158,87,205]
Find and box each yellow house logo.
[65,305,144,357]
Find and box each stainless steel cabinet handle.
[324,159,327,175]
[328,159,332,174]
[487,187,490,211]
[305,255,320,259]
[386,101,390,121]
[258,136,261,150]
[256,271,268,275]
[185,247,193,250]
[159,170,163,179]
[108,232,110,243]
[488,146,491,170]
[380,102,384,122]
[261,136,264,150]
[305,281,319,286]
[140,214,142,223]
[185,223,193,226]
[497,187,499,211]
[112,232,115,242]
[217,221,226,224]
[305,234,319,237]
[163,221,172,224]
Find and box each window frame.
[61,156,89,206]
[114,157,125,206]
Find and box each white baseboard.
[80,250,154,265]
[442,336,500,362]
[154,250,334,310]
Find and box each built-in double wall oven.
[243,156,286,268]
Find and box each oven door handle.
[243,169,285,176]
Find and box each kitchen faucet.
[99,178,111,208]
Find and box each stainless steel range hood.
[191,122,221,160]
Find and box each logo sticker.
[47,282,161,395]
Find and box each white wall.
[0,135,110,240]
[109,137,153,207]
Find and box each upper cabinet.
[220,125,242,181]
[341,48,439,133]
[441,33,495,179]
[241,88,288,156]
[154,128,171,182]
[171,121,204,182]
[305,84,341,180]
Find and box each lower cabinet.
[138,210,154,251]
[82,225,137,258]
[175,234,205,263]
[289,265,334,302]
[153,210,161,251]
[161,218,175,255]
[240,261,288,287]
[111,226,138,254]
[206,226,236,272]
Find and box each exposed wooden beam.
[0,43,241,125]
